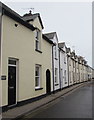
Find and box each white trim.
[8,64,16,67]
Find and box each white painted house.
[45,32,60,91]
[58,42,68,88]
[66,48,74,86]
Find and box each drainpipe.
[52,45,55,93]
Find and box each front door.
[46,69,51,94]
[8,59,16,106]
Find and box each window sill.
[35,88,43,91]
[35,49,42,53]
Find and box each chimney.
[23,10,32,17]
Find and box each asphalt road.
[22,82,93,119]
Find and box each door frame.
[8,58,18,106]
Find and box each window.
[70,71,71,82]
[55,68,58,83]
[64,54,66,64]
[64,70,67,83]
[73,61,75,68]
[35,29,40,50]
[55,45,57,59]
[35,65,41,88]
[69,58,71,66]
[60,68,63,81]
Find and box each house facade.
[58,43,68,88]
[0,3,53,108]
[0,2,93,112]
[66,48,73,86]
[45,32,60,91]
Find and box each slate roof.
[44,32,56,39]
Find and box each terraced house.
[58,42,68,88]
[0,2,93,112]
[0,2,54,109]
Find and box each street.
[21,82,93,118]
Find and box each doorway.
[46,69,51,94]
[8,59,17,106]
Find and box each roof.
[44,32,56,39]
[22,13,44,29]
[58,42,65,48]
[42,34,54,44]
[0,2,35,31]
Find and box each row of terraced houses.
[0,2,93,111]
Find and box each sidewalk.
[1,82,90,119]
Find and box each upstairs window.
[35,29,41,51]
[55,45,57,59]
[64,54,66,64]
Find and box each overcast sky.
[1,1,92,66]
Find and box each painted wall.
[1,15,52,106]
[69,57,73,86]
[51,35,60,91]
[60,50,68,88]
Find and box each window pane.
[35,66,39,76]
[8,60,16,65]
[36,41,39,50]
[55,68,58,83]
[35,77,39,87]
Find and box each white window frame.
[35,29,40,50]
[55,68,58,83]
[64,70,67,84]
[55,45,57,59]
[64,53,66,64]
[35,64,41,89]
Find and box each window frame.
[55,68,58,83]
[35,64,41,89]
[35,29,41,51]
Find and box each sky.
[1,1,92,67]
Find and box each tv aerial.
[22,7,35,14]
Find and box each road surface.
[22,82,93,118]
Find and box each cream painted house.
[66,47,74,86]
[0,3,53,110]
[75,55,80,83]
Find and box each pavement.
[1,81,91,119]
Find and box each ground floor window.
[69,71,71,83]
[35,64,41,88]
[64,70,67,84]
[55,68,58,83]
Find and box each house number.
[1,75,6,80]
